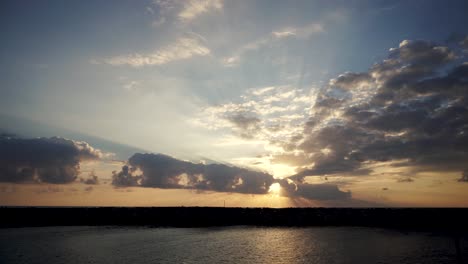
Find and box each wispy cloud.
[123,81,140,91]
[146,6,155,14]
[148,0,176,27]
[151,16,166,27]
[150,0,222,25]
[98,37,210,67]
[272,23,324,39]
[178,0,223,22]
[222,23,324,67]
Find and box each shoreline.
[1,207,467,231]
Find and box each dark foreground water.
[0,226,466,264]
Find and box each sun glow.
[268,183,282,195]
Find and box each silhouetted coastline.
[1,207,467,232]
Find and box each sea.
[0,226,466,264]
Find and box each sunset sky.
[1,0,468,207]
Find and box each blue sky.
[1,0,468,206]
[2,0,467,157]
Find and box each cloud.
[282,39,468,180]
[123,81,140,91]
[277,178,351,200]
[459,170,468,182]
[222,23,324,67]
[151,16,166,27]
[272,23,324,39]
[0,185,16,193]
[35,186,64,194]
[112,165,141,187]
[194,85,313,144]
[226,114,261,139]
[178,0,223,22]
[112,153,351,200]
[99,37,210,67]
[146,6,155,14]
[0,135,103,184]
[148,0,221,27]
[80,171,99,185]
[389,39,456,68]
[112,153,274,194]
[397,177,414,183]
[461,36,468,50]
[148,0,175,27]
[458,35,468,54]
[329,72,372,90]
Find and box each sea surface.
[0,226,466,264]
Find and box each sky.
[1,0,468,207]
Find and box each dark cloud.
[112,153,273,194]
[283,39,468,180]
[277,178,351,200]
[0,135,102,183]
[112,153,351,200]
[389,40,456,69]
[112,165,140,187]
[291,125,374,180]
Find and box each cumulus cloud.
[329,72,372,90]
[112,165,141,187]
[99,37,210,67]
[112,153,350,200]
[283,39,468,180]
[197,38,468,185]
[0,135,103,184]
[112,153,273,194]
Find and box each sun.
[268,183,281,194]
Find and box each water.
[0,226,466,264]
